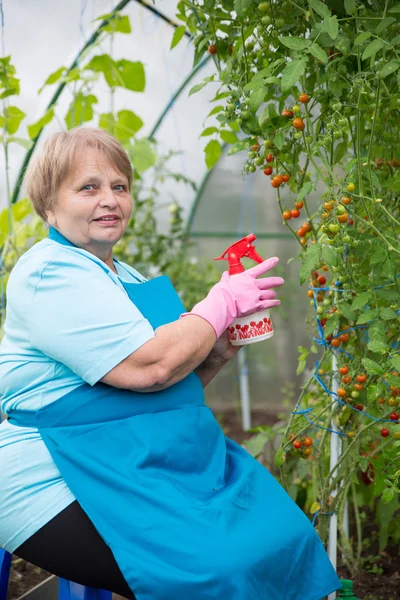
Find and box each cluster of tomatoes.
[289,434,313,458]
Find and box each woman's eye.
[114,184,127,191]
[81,184,95,191]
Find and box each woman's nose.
[99,188,118,207]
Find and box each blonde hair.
[25,127,133,221]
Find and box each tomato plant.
[181,0,400,572]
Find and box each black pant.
[14,501,135,599]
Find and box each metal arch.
[11,0,191,204]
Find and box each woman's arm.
[100,315,217,392]
[194,331,241,388]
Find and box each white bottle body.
[227,274,275,346]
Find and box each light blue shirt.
[0,238,155,552]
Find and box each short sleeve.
[27,256,155,385]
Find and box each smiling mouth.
[94,216,120,222]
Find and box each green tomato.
[337,204,346,215]
[333,131,342,139]
[335,246,344,253]
[227,103,235,111]
[258,1,270,11]
[351,390,360,399]
[331,102,341,111]
[329,223,340,233]
[248,151,256,159]
[323,299,331,306]
[264,139,273,148]
[338,118,347,127]
[271,29,279,38]
[261,15,272,24]
[247,164,256,173]
[276,18,285,28]
[305,136,313,144]
[242,110,251,119]
[255,156,264,166]
[317,305,324,315]
[292,104,301,113]
[294,132,303,140]
[327,239,335,246]
[245,41,255,51]
[342,235,351,243]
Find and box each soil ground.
[6,409,400,600]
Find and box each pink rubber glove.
[181,257,284,339]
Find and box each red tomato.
[264,166,273,176]
[337,387,347,398]
[380,428,390,437]
[339,333,349,343]
[292,118,305,131]
[293,440,302,449]
[356,374,367,383]
[266,153,274,163]
[282,210,292,220]
[317,275,326,285]
[304,437,313,447]
[291,208,300,218]
[331,338,341,348]
[272,175,283,188]
[282,174,290,182]
[339,366,349,375]
[389,412,399,421]
[299,93,309,104]
[295,201,304,209]
[208,44,217,55]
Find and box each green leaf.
[390,356,400,372]
[369,320,386,342]
[382,488,394,504]
[201,127,218,137]
[339,302,356,321]
[371,246,387,264]
[242,431,269,457]
[65,93,97,130]
[308,43,328,63]
[344,0,356,15]
[171,25,187,49]
[309,0,331,18]
[379,60,400,79]
[234,0,253,18]
[323,15,339,40]
[385,374,400,387]
[27,107,54,139]
[354,31,372,46]
[362,39,386,61]
[359,456,369,473]
[249,87,265,113]
[333,140,348,164]
[274,132,284,150]
[220,129,238,144]
[274,448,285,467]
[376,17,397,34]
[362,357,384,375]
[357,309,378,325]
[0,105,26,135]
[227,137,252,155]
[8,136,32,150]
[296,360,307,375]
[297,181,313,202]
[129,138,156,173]
[39,66,66,93]
[379,307,398,321]
[85,55,145,91]
[321,245,338,268]
[281,57,307,93]
[350,291,372,311]
[204,139,222,169]
[102,14,131,34]
[367,340,389,354]
[324,313,339,337]
[279,36,310,51]
[389,4,400,12]
[100,110,143,141]
[207,105,224,118]
[299,244,320,285]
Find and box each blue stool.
[0,548,112,599]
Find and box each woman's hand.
[207,329,241,366]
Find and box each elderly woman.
[0,128,340,600]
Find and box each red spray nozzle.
[214,234,265,275]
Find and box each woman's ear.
[46,211,56,227]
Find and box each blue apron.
[8,228,340,600]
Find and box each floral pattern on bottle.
[228,316,274,342]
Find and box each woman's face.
[46,148,132,262]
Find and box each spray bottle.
[214,233,275,346]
